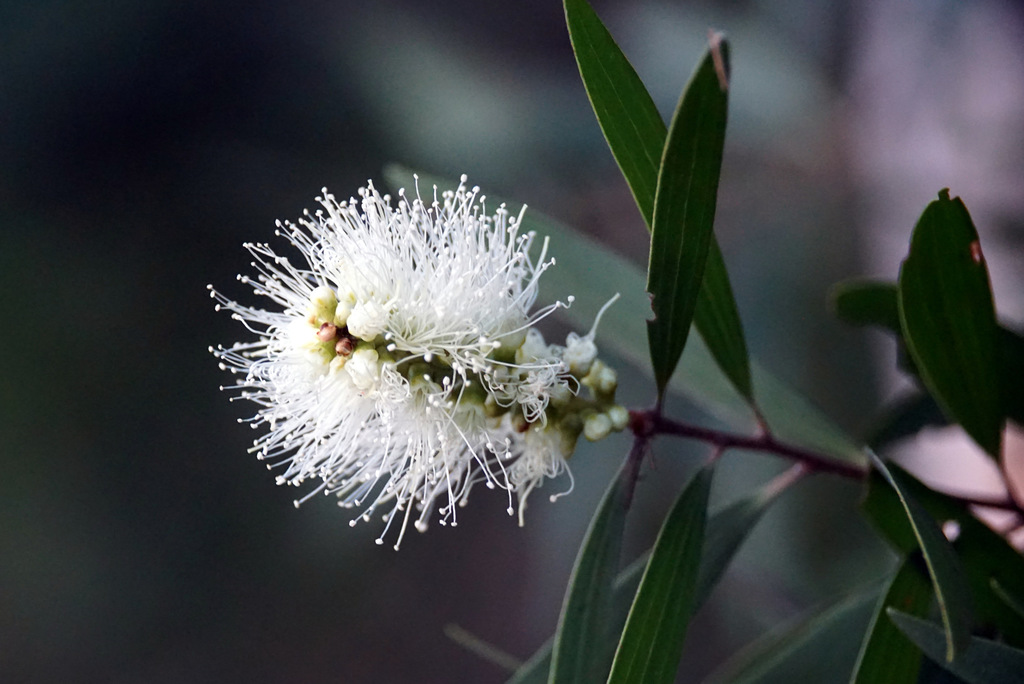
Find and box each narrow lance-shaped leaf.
[862,464,1024,647]
[889,610,1024,684]
[508,552,654,684]
[867,451,974,661]
[849,556,932,684]
[563,0,662,219]
[898,190,1002,457]
[507,468,799,684]
[607,466,713,684]
[646,36,730,398]
[692,466,801,606]
[509,555,653,684]
[693,243,751,400]
[564,0,751,401]
[548,459,631,684]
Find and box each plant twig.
[633,410,868,480]
[628,408,1024,517]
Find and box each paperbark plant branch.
[627,408,1024,516]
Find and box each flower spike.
[211,178,624,547]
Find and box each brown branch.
[635,410,869,480]
[628,408,1024,517]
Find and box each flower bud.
[583,359,617,396]
[346,347,380,391]
[334,298,354,327]
[490,325,529,363]
[347,300,388,340]
[329,354,348,374]
[583,413,612,441]
[516,328,550,364]
[607,405,629,431]
[306,286,338,325]
[547,383,572,408]
[564,332,598,376]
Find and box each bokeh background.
[3,0,1023,682]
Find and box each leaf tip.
[708,30,730,91]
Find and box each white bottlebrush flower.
[210,176,622,547]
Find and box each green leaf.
[509,556,648,684]
[548,459,631,684]
[866,451,974,661]
[646,37,730,398]
[692,468,796,607]
[898,190,1002,457]
[849,557,932,684]
[830,279,924,379]
[563,0,664,222]
[382,165,865,468]
[889,610,1024,684]
[831,279,902,332]
[607,466,713,684]
[508,470,796,684]
[563,0,751,402]
[692,243,752,400]
[863,464,1024,647]
[703,588,880,684]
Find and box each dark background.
[3,1,1023,682]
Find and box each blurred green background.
[3,0,1023,681]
